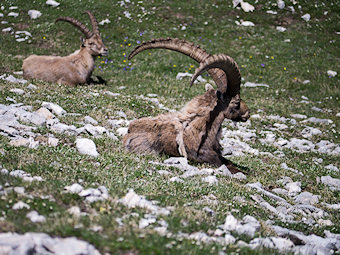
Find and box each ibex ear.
[216,90,223,101]
[80,37,85,47]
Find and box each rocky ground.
[0,69,339,254]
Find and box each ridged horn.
[191,54,241,97]
[84,11,99,34]
[56,16,93,38]
[128,38,228,90]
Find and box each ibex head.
[128,38,250,122]
[191,54,250,122]
[56,11,108,56]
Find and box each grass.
[0,0,339,254]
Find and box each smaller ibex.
[22,11,108,86]
[123,38,250,173]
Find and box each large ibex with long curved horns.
[22,11,108,86]
[123,38,250,172]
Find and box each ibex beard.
[123,38,250,173]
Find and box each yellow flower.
[123,59,126,63]
[128,43,131,46]
[173,64,176,67]
[120,44,123,47]
[283,67,287,71]
[123,52,126,56]
[249,55,253,59]
[239,36,242,40]
[100,207,106,213]
[43,36,46,39]
[101,61,104,64]
[148,53,151,55]
[271,56,274,59]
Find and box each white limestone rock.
[10,88,25,95]
[294,192,319,205]
[26,211,46,223]
[0,232,101,255]
[321,176,340,191]
[119,189,170,215]
[12,201,30,210]
[46,0,60,7]
[301,126,322,138]
[301,13,311,22]
[84,124,106,137]
[202,176,218,185]
[28,10,41,19]
[75,138,99,157]
[41,102,66,116]
[277,0,285,9]
[64,183,84,194]
[84,116,98,125]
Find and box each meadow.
[0,0,339,254]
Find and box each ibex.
[123,38,250,173]
[22,11,108,86]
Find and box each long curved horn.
[56,16,93,38]
[128,38,228,90]
[84,11,99,34]
[191,54,241,97]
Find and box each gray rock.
[321,176,340,190]
[272,225,339,254]
[10,169,43,182]
[64,183,84,194]
[316,140,340,155]
[0,124,19,136]
[27,84,37,90]
[223,214,239,231]
[285,182,301,194]
[106,131,118,140]
[41,102,66,116]
[1,74,27,84]
[301,126,322,138]
[104,91,120,97]
[203,207,215,216]
[302,117,333,124]
[76,138,99,157]
[116,127,128,136]
[48,137,59,147]
[26,210,46,222]
[36,107,55,121]
[294,192,319,205]
[249,237,294,252]
[84,124,106,137]
[291,114,307,119]
[9,88,25,95]
[84,116,98,125]
[0,232,101,255]
[202,175,218,185]
[12,201,30,210]
[325,164,339,172]
[311,106,323,112]
[9,137,39,149]
[50,123,78,135]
